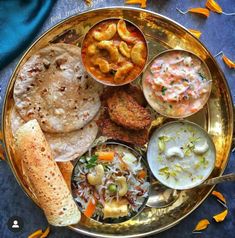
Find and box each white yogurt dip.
[142,50,212,118]
[147,121,216,190]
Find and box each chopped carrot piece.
[138,169,147,179]
[96,151,114,161]
[84,198,97,218]
[40,226,50,238]
[28,229,43,238]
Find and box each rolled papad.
[14,119,80,226]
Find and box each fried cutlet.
[107,91,152,130]
[97,115,148,146]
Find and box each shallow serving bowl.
[81,17,148,86]
[1,7,234,238]
[71,141,150,224]
[142,49,212,118]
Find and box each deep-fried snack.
[107,91,152,130]
[96,112,148,146]
[125,84,147,106]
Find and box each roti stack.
[14,43,102,133]
[10,106,98,161]
[11,43,102,161]
[14,120,81,226]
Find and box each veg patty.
[107,91,152,130]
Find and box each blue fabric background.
[0,0,55,70]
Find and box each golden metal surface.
[1,7,234,238]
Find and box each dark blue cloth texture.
[0,0,55,70]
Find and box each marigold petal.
[0,144,5,161]
[40,226,50,238]
[222,55,235,68]
[206,0,222,13]
[188,29,202,39]
[125,0,147,8]
[212,190,226,204]
[188,8,210,17]
[213,209,228,222]
[193,219,210,231]
[28,229,43,238]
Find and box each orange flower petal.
[28,229,43,238]
[188,29,202,39]
[213,209,228,222]
[188,8,210,17]
[206,0,222,14]
[212,190,226,204]
[40,227,50,238]
[222,55,235,69]
[125,0,147,8]
[193,219,210,231]
[0,144,5,161]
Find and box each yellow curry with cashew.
[82,18,147,85]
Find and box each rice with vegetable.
[72,143,150,222]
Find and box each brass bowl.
[142,49,212,118]
[147,120,216,190]
[71,141,151,224]
[81,17,148,86]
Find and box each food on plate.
[82,18,147,85]
[97,117,149,146]
[93,23,117,41]
[14,119,81,226]
[57,161,73,190]
[107,90,152,130]
[143,50,212,118]
[14,43,102,133]
[10,106,98,161]
[72,143,149,222]
[147,121,216,190]
[44,121,98,162]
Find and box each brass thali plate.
[2,7,234,238]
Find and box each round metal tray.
[2,7,234,238]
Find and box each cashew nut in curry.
[94,58,110,73]
[131,42,146,66]
[119,41,131,58]
[97,40,119,63]
[93,23,117,41]
[114,62,133,82]
[117,19,136,43]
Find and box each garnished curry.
[81,18,147,85]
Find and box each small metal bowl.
[71,141,150,224]
[147,120,216,190]
[142,49,212,118]
[81,18,148,86]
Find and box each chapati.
[10,106,98,161]
[14,43,102,133]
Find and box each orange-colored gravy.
[81,19,147,85]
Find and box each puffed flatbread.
[14,43,102,133]
[14,119,81,226]
[10,106,98,161]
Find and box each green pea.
[108,184,117,193]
